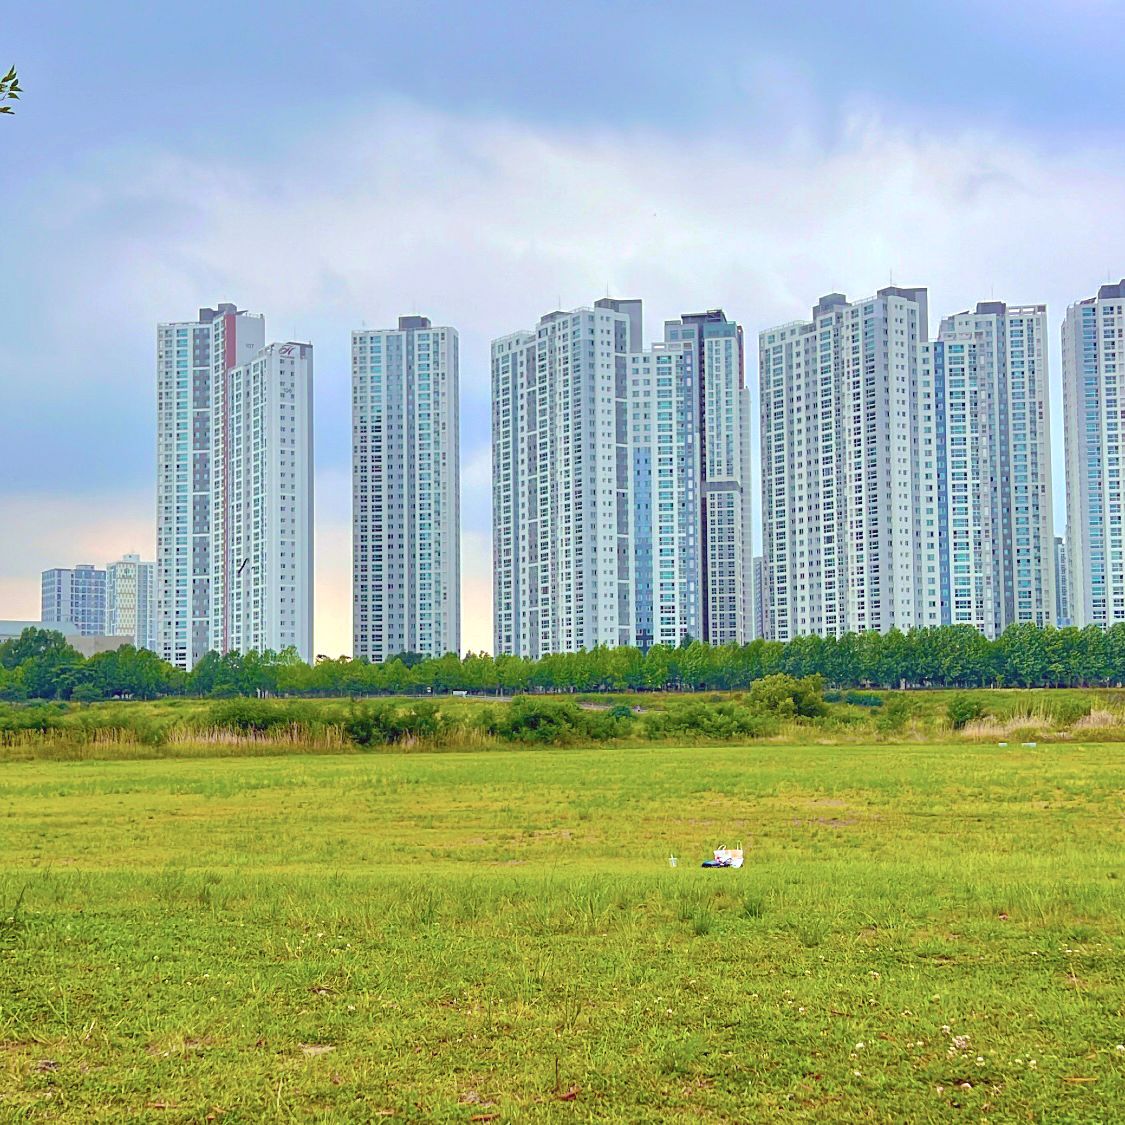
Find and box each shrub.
[344,702,406,747]
[0,703,65,736]
[490,697,589,744]
[947,694,986,730]
[874,696,912,734]
[1046,696,1094,726]
[644,701,777,740]
[746,674,826,718]
[348,701,455,746]
[211,699,302,734]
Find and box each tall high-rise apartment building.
[1063,280,1125,627]
[760,288,927,641]
[1054,537,1072,628]
[918,302,1053,635]
[41,564,106,636]
[492,298,751,657]
[493,301,634,657]
[157,304,313,667]
[666,311,753,646]
[761,289,1054,641]
[751,555,767,641]
[352,316,460,661]
[627,322,701,650]
[106,554,156,650]
[157,304,264,669]
[212,342,314,661]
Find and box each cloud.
[4,99,1125,650]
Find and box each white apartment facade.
[212,341,314,662]
[628,337,701,649]
[1063,279,1125,627]
[157,304,313,667]
[1054,536,1072,627]
[760,288,927,641]
[920,302,1053,635]
[352,316,460,661]
[493,300,634,657]
[41,564,106,637]
[665,311,754,646]
[106,554,157,650]
[157,304,264,669]
[751,555,767,641]
[493,298,752,657]
[762,289,1054,641]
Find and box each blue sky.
[3,0,1124,653]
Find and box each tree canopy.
[2,622,1125,702]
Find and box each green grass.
[2,742,1124,1121]
[8,687,1125,764]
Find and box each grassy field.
[1,742,1123,1121]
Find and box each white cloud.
[6,100,1125,651]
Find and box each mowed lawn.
[1,744,1123,1122]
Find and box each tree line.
[3,622,1125,702]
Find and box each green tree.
[0,627,73,669]
[641,644,671,691]
[997,622,1049,688]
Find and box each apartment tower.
[157,304,313,667]
[760,287,927,641]
[157,304,264,668]
[1054,537,1072,628]
[918,302,1053,634]
[352,316,460,661]
[41,564,106,636]
[1063,279,1125,626]
[212,341,314,661]
[105,553,157,650]
[493,298,752,657]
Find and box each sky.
[3,0,1124,656]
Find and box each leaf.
[558,1084,581,1101]
[299,1043,335,1057]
